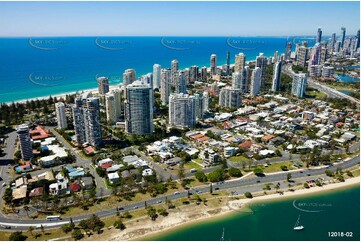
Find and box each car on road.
[167,166,174,170]
[1,183,6,188]
[134,206,138,209]
[307,174,311,176]
[257,180,260,183]
[157,200,162,204]
[174,191,180,195]
[0,225,11,229]
[215,187,220,191]
[118,207,124,211]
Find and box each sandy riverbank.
[87,177,359,241]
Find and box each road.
[0,131,17,207]
[283,64,360,103]
[47,127,111,197]
[0,154,358,230]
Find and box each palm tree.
[23,205,30,217]
[28,226,35,237]
[274,183,280,192]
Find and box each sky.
[0,1,359,37]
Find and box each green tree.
[2,188,13,205]
[228,167,243,177]
[280,165,288,171]
[158,207,169,216]
[113,219,126,230]
[207,169,225,182]
[287,173,292,182]
[244,192,253,198]
[253,167,264,176]
[72,229,84,240]
[61,224,73,233]
[147,206,158,221]
[27,226,35,237]
[195,171,208,182]
[325,169,334,177]
[304,183,310,189]
[178,164,185,180]
[9,231,27,241]
[79,214,105,232]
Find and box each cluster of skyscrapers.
[51,25,358,148]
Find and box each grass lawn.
[0,227,70,241]
[306,90,327,99]
[184,161,202,172]
[229,156,250,163]
[261,161,296,173]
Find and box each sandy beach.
[86,177,359,241]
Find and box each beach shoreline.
[87,176,359,241]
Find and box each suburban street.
[0,154,358,230]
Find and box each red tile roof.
[30,126,50,140]
[69,183,81,192]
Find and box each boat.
[294,215,304,231]
[220,227,225,241]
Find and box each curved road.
[0,155,359,230]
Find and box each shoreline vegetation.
[84,176,360,241]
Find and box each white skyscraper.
[84,97,102,147]
[272,61,282,92]
[250,67,262,97]
[113,88,122,121]
[72,93,102,147]
[153,64,161,90]
[125,82,153,134]
[242,66,250,93]
[202,91,209,112]
[308,43,322,72]
[210,54,217,75]
[169,93,196,128]
[175,70,187,94]
[16,124,33,160]
[171,59,179,86]
[97,77,109,95]
[234,53,246,73]
[201,66,207,81]
[123,69,136,89]
[190,65,198,83]
[105,93,117,124]
[292,73,307,98]
[55,102,67,129]
[161,68,171,104]
[194,93,204,120]
[256,53,267,85]
[232,72,242,89]
[219,87,242,108]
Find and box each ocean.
[0,36,317,103]
[150,185,360,241]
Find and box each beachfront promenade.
[0,153,359,230]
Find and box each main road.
[0,154,358,230]
[283,64,360,103]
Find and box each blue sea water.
[0,36,316,103]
